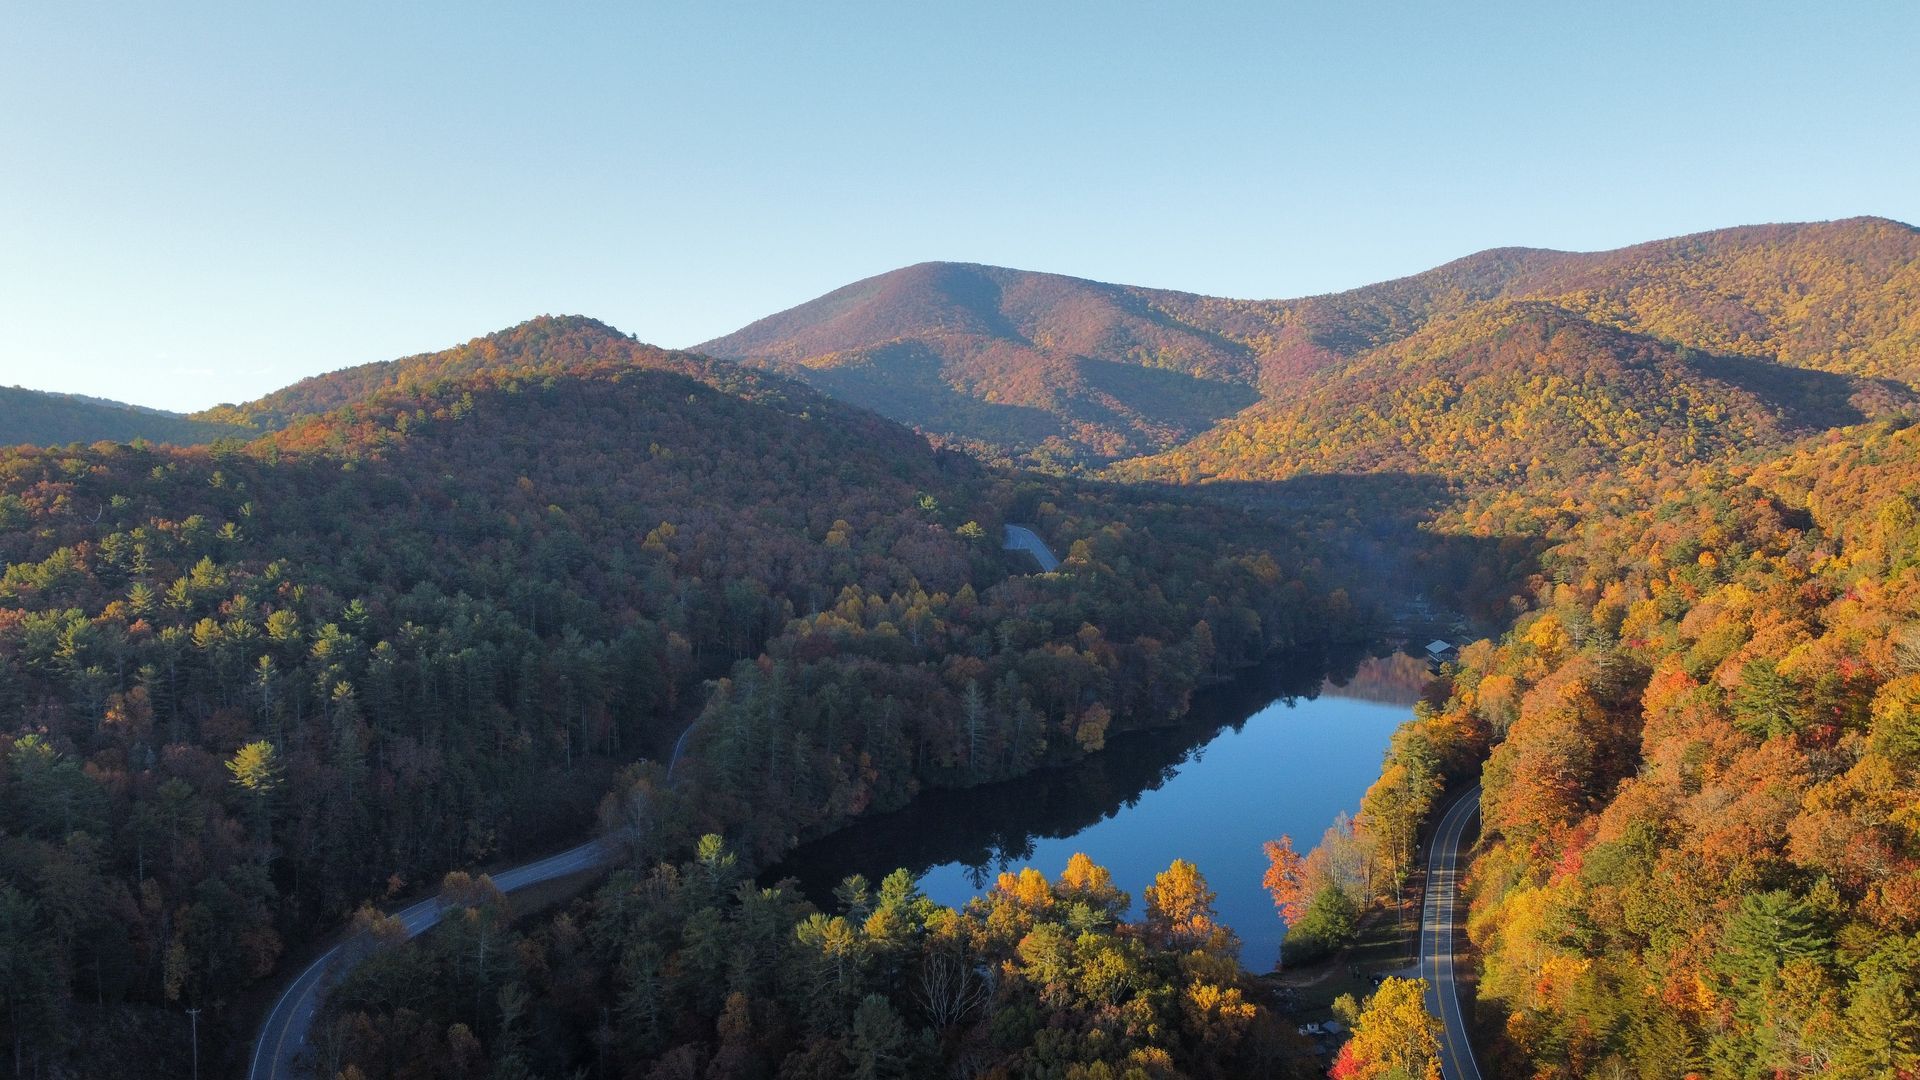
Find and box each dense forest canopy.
[0,322,1359,1076]
[1410,418,1920,1077]
[5,215,1920,1078]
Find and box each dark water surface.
[767,649,1427,969]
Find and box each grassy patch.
[1264,895,1420,1022]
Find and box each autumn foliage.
[0,318,1359,1075]
[322,843,1318,1079]
[1437,421,1920,1077]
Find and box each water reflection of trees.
[765,641,1390,904]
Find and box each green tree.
[846,994,909,1080]
[1837,969,1920,1077]
[1284,884,1358,964]
[1731,659,1806,740]
[1713,889,1833,1004]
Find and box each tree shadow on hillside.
[1685,350,1918,430]
[802,345,1069,449]
[1108,472,1549,629]
[1076,357,1261,431]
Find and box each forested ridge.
[1118,302,1915,490]
[192,316,655,431]
[6,216,1920,1079]
[0,387,251,449]
[695,217,1920,471]
[0,322,1359,1077]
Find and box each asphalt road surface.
[1421,783,1485,1080]
[1003,523,1061,571]
[249,837,611,1080]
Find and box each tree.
[1331,977,1442,1080]
[1837,969,1920,1077]
[1284,883,1358,964]
[963,680,986,777]
[1145,859,1231,953]
[1713,889,1833,1007]
[1057,852,1129,926]
[1731,658,1806,740]
[226,739,284,797]
[0,887,57,1076]
[1262,836,1308,924]
[707,991,761,1080]
[1358,743,1442,898]
[845,994,908,1080]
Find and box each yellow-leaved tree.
[1145,859,1237,955]
[1331,976,1443,1080]
[226,739,283,796]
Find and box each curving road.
[1421,784,1484,1080]
[1002,523,1061,572]
[249,837,611,1080]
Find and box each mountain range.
[699,216,1920,469]
[5,215,1916,514]
[7,214,1920,1079]
[17,215,1907,486]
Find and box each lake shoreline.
[765,645,1429,968]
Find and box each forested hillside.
[1201,220,1920,1078]
[1381,418,1920,1077]
[322,840,1323,1079]
[6,217,1920,1079]
[1119,302,1916,494]
[193,315,648,429]
[0,324,1358,1076]
[698,263,1271,465]
[0,386,251,448]
[698,217,1920,473]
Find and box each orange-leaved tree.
[1262,836,1308,924]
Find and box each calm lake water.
[768,649,1426,970]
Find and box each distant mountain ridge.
[0,385,251,447]
[696,216,1920,468]
[697,262,1273,463]
[11,217,1915,475]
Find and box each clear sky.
[2,1,1916,412]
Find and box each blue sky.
[2,1,1916,411]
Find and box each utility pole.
[186,1007,200,1080]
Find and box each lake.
[767,648,1426,969]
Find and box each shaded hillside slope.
[1118,302,1918,490]
[0,385,251,447]
[700,262,1271,462]
[697,217,1920,469]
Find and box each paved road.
[1002,523,1061,572]
[1421,784,1484,1080]
[249,837,611,1080]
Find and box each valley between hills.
[5,215,1920,1078]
